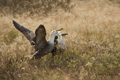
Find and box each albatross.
[13,20,57,59]
[12,20,67,59]
[31,30,57,59]
[52,31,68,57]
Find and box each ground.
[0,0,120,80]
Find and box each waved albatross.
[52,31,68,57]
[13,20,57,59]
[13,20,67,59]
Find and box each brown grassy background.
[0,0,120,80]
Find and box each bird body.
[52,31,67,56]
[57,31,66,52]
[13,20,68,60]
[31,30,57,59]
[13,20,57,59]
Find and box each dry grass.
[0,0,120,80]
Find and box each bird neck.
[58,35,63,43]
[49,34,55,44]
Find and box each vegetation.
[0,0,120,80]
[0,0,71,16]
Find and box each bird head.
[51,30,57,35]
[57,31,62,36]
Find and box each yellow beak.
[56,28,63,31]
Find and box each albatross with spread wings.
[13,20,57,59]
[13,20,68,59]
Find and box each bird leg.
[30,50,41,60]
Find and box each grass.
[0,0,120,80]
[0,0,72,16]
[3,30,18,45]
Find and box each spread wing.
[34,25,48,51]
[13,20,35,43]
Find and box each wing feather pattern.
[34,25,48,51]
[13,20,35,43]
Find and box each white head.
[57,31,62,36]
[51,30,57,35]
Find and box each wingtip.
[12,20,17,25]
[12,20,15,22]
[36,24,46,31]
[12,20,21,27]
[12,20,16,24]
[39,24,45,28]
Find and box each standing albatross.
[52,31,68,57]
[13,20,57,59]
